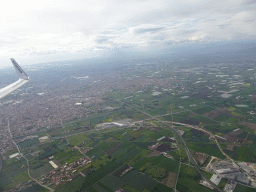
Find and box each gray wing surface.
[0,59,30,100]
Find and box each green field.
[139,162,166,180]
[68,133,90,146]
[0,170,30,191]
[121,169,158,191]
[20,184,48,192]
[132,142,153,149]
[99,175,124,191]
[18,138,40,148]
[187,143,226,159]
[117,147,141,163]
[92,154,111,170]
[126,149,150,166]
[194,106,216,115]
[168,150,181,161]
[123,184,140,192]
[53,148,83,164]
[80,161,123,191]
[176,164,214,192]
[55,176,84,192]
[224,144,256,163]
[237,131,248,139]
[234,184,256,192]
[86,148,106,159]
[204,124,234,135]
[1,158,27,175]
[30,162,54,178]
[218,178,228,189]
[133,155,180,174]
[183,130,210,143]
[151,183,174,192]
[3,53,256,192]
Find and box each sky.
[0,0,255,67]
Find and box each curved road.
[118,100,223,192]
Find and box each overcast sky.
[0,0,255,67]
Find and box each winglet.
[10,58,29,80]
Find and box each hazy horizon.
[0,0,255,67]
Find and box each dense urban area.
[1,58,256,192]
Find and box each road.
[12,108,126,140]
[7,119,54,192]
[21,125,130,155]
[167,121,237,163]
[0,154,2,174]
[10,100,224,191]
[171,121,254,180]
[117,100,223,192]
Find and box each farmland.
[55,176,84,192]
[187,143,226,159]
[18,138,40,148]
[234,184,256,192]
[121,169,158,191]
[176,164,213,192]
[3,60,256,192]
[224,144,256,162]
[80,161,123,191]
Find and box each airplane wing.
[0,58,30,100]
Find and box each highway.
[117,100,223,192]
[15,99,222,191]
[171,121,255,182]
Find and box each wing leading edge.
[0,59,30,100]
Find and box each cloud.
[130,25,165,34]
[243,0,256,6]
[94,35,113,44]
[0,0,255,64]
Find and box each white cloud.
[0,0,255,65]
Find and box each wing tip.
[10,58,29,80]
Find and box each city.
[1,58,256,192]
